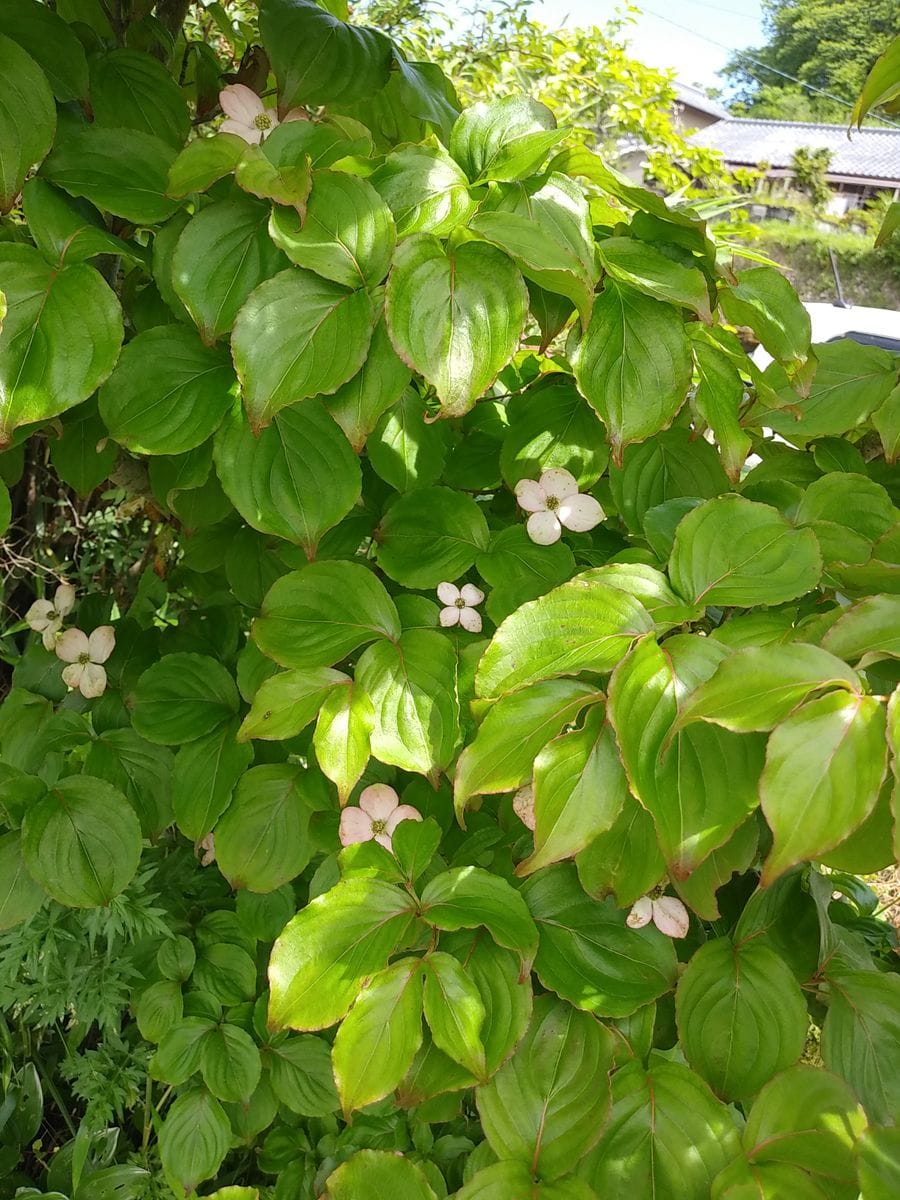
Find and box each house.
[689,118,900,215]
[671,82,729,132]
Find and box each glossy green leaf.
[522,864,677,1017]
[852,33,900,125]
[84,728,174,837]
[456,1163,597,1200]
[269,170,395,289]
[857,1126,900,1199]
[159,1089,231,1197]
[598,236,711,321]
[332,957,424,1117]
[135,980,183,1044]
[676,938,807,1100]
[368,388,450,492]
[691,335,752,483]
[264,1036,338,1116]
[356,629,461,777]
[200,1024,262,1102]
[450,96,563,183]
[720,266,811,365]
[669,495,823,607]
[370,143,477,236]
[574,281,692,462]
[0,0,88,101]
[313,682,374,804]
[0,831,45,930]
[375,485,490,588]
[609,425,729,534]
[166,134,246,199]
[48,399,118,496]
[821,593,900,666]
[254,561,400,669]
[155,1017,213,1082]
[454,679,600,817]
[268,877,417,1030]
[324,1150,436,1200]
[0,32,55,212]
[821,970,900,1124]
[385,234,528,418]
[760,691,887,884]
[131,653,240,745]
[231,268,377,431]
[0,245,122,446]
[21,777,142,908]
[214,399,361,555]
[323,317,412,452]
[421,866,538,962]
[576,796,666,909]
[500,376,608,490]
[476,994,615,1180]
[172,719,252,841]
[90,49,190,147]
[423,951,486,1078]
[238,668,346,742]
[673,818,759,920]
[476,524,576,625]
[22,178,138,268]
[475,575,653,698]
[234,141,312,211]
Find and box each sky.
[508,1,765,90]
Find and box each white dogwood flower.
[514,468,605,545]
[55,626,115,699]
[627,894,690,939]
[218,84,305,144]
[25,583,76,650]
[437,582,484,633]
[339,784,422,851]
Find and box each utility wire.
[637,3,900,130]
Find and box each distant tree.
[790,145,833,209]
[722,0,896,124]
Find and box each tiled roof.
[690,118,900,181]
[673,82,729,122]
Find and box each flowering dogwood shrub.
[1,1,899,1197]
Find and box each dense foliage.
[1,1,900,1198]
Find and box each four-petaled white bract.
[627,894,690,939]
[55,626,116,699]
[437,581,484,632]
[218,83,306,144]
[339,783,423,851]
[514,468,605,545]
[25,583,75,650]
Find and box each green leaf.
[193,943,256,1006]
[368,388,450,492]
[742,1065,866,1189]
[48,399,117,497]
[691,335,752,484]
[719,266,810,365]
[577,562,703,628]
[476,524,576,626]
[857,1126,900,1199]
[0,245,122,446]
[0,33,55,212]
[873,382,900,462]
[500,376,608,490]
[0,831,45,930]
[673,818,759,920]
[795,471,896,567]
[231,268,377,431]
[821,970,900,1124]
[22,178,138,268]
[580,1056,742,1200]
[173,719,252,841]
[238,668,346,742]
[159,1089,231,1197]
[454,679,600,818]
[0,0,88,101]
[519,704,629,875]
[166,134,247,199]
[371,144,477,236]
[254,561,400,670]
[598,236,712,321]
[821,594,900,666]
[42,126,179,225]
[264,1035,338,1116]
[675,643,861,733]
[259,0,392,108]
[476,994,615,1180]
[421,866,538,962]
[159,936,196,982]
[851,32,900,126]
[456,1163,598,1200]
[214,764,318,893]
[199,1024,262,1103]
[172,197,287,344]
[154,1016,213,1084]
[84,728,174,837]
[214,399,361,555]
[131,653,239,746]
[450,96,564,183]
[89,49,190,147]
[375,485,490,588]
[269,170,395,289]
[522,864,677,1017]
[324,1151,437,1200]
[471,173,599,324]
[135,980,183,1043]
[573,281,692,462]
[267,877,417,1030]
[475,575,653,698]
[99,326,235,456]
[385,234,528,418]
[423,951,486,1078]
[21,776,142,908]
[609,426,729,535]
[676,938,807,1100]
[313,682,374,804]
[576,795,666,909]
[332,957,424,1117]
[324,317,411,452]
[356,629,461,777]
[669,495,822,607]
[760,692,888,885]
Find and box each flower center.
[253,112,273,130]
[78,652,90,665]
[544,494,561,512]
[371,818,387,835]
[455,598,466,608]
[47,608,58,619]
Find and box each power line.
[637,3,900,130]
